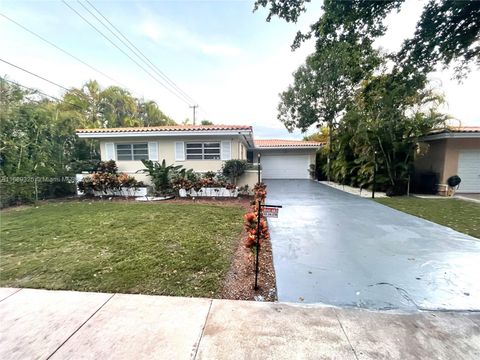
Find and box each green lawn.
[0,201,245,297]
[376,197,480,239]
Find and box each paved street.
[265,180,480,310]
[1,288,479,360]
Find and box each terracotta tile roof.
[430,126,480,134]
[76,125,252,133]
[255,139,323,148]
[448,126,480,133]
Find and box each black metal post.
[257,153,261,184]
[372,150,377,199]
[254,199,261,290]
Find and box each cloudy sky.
[1,0,479,139]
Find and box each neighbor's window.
[116,143,149,161]
[186,142,221,160]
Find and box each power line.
[83,0,198,106]
[62,0,192,107]
[0,58,71,92]
[1,78,84,110]
[0,12,127,88]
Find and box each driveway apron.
[265,180,480,311]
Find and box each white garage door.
[262,154,310,179]
[457,150,480,193]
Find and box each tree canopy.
[253,0,474,194]
[0,78,175,207]
[62,80,176,128]
[255,0,480,77]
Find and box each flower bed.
[173,174,238,198]
[178,187,238,198]
[76,161,145,198]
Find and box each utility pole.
[190,105,198,125]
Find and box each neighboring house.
[76,125,322,187]
[415,126,480,195]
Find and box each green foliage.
[62,80,176,128]
[200,120,214,125]
[303,127,329,143]
[0,77,176,207]
[399,1,480,78]
[325,74,448,194]
[77,161,143,195]
[254,0,480,78]
[278,41,381,132]
[203,171,217,180]
[95,160,118,174]
[254,0,461,193]
[0,79,84,207]
[141,159,183,196]
[222,160,247,184]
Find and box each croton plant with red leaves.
[244,182,269,248]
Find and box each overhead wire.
[1,77,85,110]
[0,12,127,88]
[0,58,71,92]
[62,0,193,107]
[83,0,198,106]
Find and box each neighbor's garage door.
[457,150,480,193]
[262,154,310,179]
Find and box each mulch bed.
[220,231,277,302]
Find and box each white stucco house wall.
[76,124,322,188]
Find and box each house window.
[186,142,221,160]
[116,143,149,161]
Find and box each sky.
[1,0,479,139]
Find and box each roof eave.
[420,132,480,141]
[76,129,253,138]
[255,146,322,150]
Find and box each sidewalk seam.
[0,288,23,302]
[333,308,360,360]
[45,293,116,360]
[192,299,213,360]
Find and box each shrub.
[222,160,247,184]
[77,160,143,195]
[96,160,118,174]
[141,160,183,196]
[244,182,269,248]
[203,171,217,180]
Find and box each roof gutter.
[255,146,322,150]
[76,130,253,138]
[420,132,480,141]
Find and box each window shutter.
[175,141,185,161]
[221,140,231,160]
[105,143,115,161]
[148,142,159,161]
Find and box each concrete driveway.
[265,180,480,311]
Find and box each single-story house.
[414,126,480,195]
[76,125,322,188]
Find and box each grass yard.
[0,201,245,297]
[376,197,480,239]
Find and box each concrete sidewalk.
[1,288,479,360]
